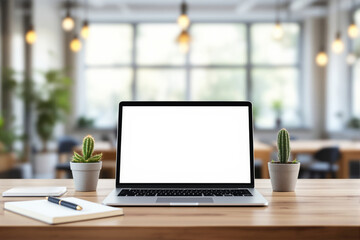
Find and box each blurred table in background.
[254,141,273,178]
[0,153,17,174]
[73,140,360,179]
[288,140,360,178]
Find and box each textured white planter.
[70,162,102,192]
[34,152,58,176]
[268,162,300,192]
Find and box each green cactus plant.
[72,135,102,163]
[273,128,298,164]
[277,128,290,163]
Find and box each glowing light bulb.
[176,30,191,53]
[315,51,328,67]
[70,35,82,52]
[348,23,359,39]
[177,2,190,30]
[272,22,284,40]
[81,21,89,39]
[177,14,190,30]
[62,13,74,31]
[332,33,344,54]
[25,26,36,44]
[346,53,357,65]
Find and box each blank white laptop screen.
[119,106,251,184]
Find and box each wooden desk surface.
[0,179,359,240]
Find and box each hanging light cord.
[66,0,71,16]
[276,0,279,23]
[181,0,187,15]
[351,0,355,24]
[85,0,88,20]
[336,0,340,34]
[319,2,329,51]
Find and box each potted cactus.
[70,135,102,191]
[268,128,300,192]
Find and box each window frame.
[81,21,304,130]
[349,8,360,119]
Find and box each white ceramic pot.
[70,162,102,192]
[33,152,58,177]
[268,162,300,192]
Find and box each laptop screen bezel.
[115,101,255,189]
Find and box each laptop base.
[103,188,268,206]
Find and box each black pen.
[46,196,83,211]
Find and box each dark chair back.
[58,137,79,154]
[314,147,341,164]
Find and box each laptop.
[103,101,268,206]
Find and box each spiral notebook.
[4,197,123,224]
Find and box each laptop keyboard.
[118,189,252,197]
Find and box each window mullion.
[246,23,252,101]
[132,23,137,100]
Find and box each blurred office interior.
[0,0,359,179]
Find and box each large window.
[82,23,301,129]
[352,9,360,118]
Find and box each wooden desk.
[75,141,274,179]
[1,179,359,240]
[289,140,360,178]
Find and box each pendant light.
[332,0,344,54]
[316,51,328,67]
[24,3,36,45]
[348,0,359,39]
[176,30,191,53]
[177,1,190,30]
[25,25,37,45]
[272,0,284,40]
[70,34,82,52]
[81,0,89,39]
[81,21,89,39]
[332,33,344,53]
[62,1,75,31]
[315,18,328,67]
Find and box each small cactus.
[277,128,290,163]
[72,135,102,163]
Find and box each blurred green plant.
[34,69,72,152]
[271,99,283,115]
[347,117,360,129]
[0,116,17,153]
[77,116,95,129]
[1,68,19,153]
[2,68,17,91]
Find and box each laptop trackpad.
[156,198,213,203]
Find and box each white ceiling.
[63,0,359,22]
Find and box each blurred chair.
[254,159,262,178]
[349,162,360,178]
[308,147,340,178]
[0,163,32,179]
[55,136,79,179]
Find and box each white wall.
[32,0,64,71]
[32,0,65,150]
[326,0,351,132]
